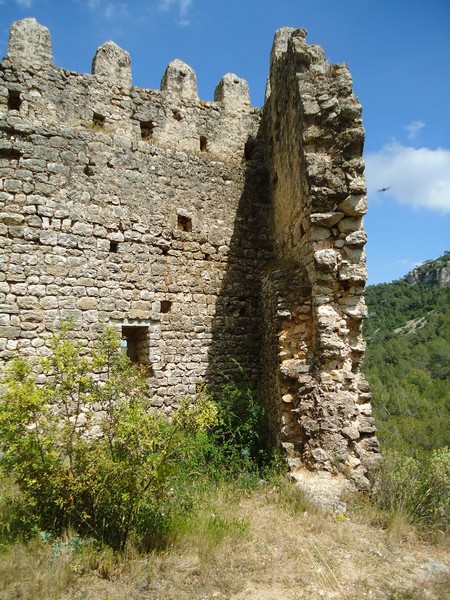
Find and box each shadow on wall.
[204,125,273,400]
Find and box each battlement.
[0,19,379,490]
[2,18,257,160]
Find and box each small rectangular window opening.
[121,326,150,364]
[0,148,22,160]
[177,215,192,232]
[8,90,21,111]
[92,112,105,128]
[140,121,154,140]
[109,241,119,253]
[160,300,172,314]
[200,136,207,152]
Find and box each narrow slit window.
[8,90,21,111]
[200,136,207,152]
[160,300,172,314]
[177,215,192,232]
[121,326,149,364]
[140,121,154,140]
[92,112,105,128]
[109,241,119,253]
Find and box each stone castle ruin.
[0,19,379,489]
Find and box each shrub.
[370,448,450,533]
[421,446,450,531]
[0,325,218,550]
[206,365,273,477]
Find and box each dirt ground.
[1,485,449,600]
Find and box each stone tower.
[0,19,379,489]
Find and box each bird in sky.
[377,186,391,193]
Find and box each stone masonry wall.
[261,28,379,488]
[0,18,379,486]
[0,18,270,412]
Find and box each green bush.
[370,447,450,533]
[421,446,450,531]
[206,366,273,477]
[0,325,218,550]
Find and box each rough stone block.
[214,73,250,110]
[338,194,368,216]
[92,41,132,88]
[8,18,52,70]
[161,59,198,100]
[0,326,20,338]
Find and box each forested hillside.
[363,252,450,454]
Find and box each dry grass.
[1,480,449,600]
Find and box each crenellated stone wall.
[0,18,379,487]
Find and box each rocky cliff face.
[404,252,450,287]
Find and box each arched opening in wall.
[109,241,119,253]
[177,215,192,232]
[160,300,172,314]
[7,89,21,111]
[92,112,105,128]
[140,121,154,140]
[121,326,150,366]
[200,136,207,152]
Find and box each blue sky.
[1,0,449,284]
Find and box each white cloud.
[84,0,102,10]
[15,0,33,7]
[104,2,128,19]
[158,0,193,25]
[83,0,128,19]
[365,141,450,213]
[82,0,192,24]
[393,258,423,268]
[404,120,425,140]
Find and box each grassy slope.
[363,253,450,453]
[1,481,449,600]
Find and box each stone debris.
[0,19,380,486]
[290,469,351,514]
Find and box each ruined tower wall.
[261,29,379,488]
[0,19,269,410]
[0,19,379,485]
